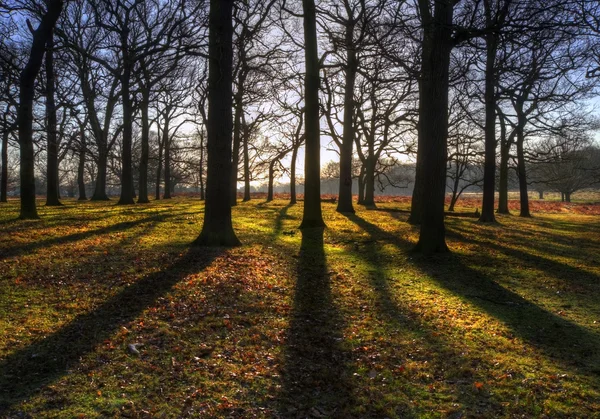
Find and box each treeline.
[1,0,599,252]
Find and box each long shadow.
[272,204,293,239]
[0,247,222,413]
[342,214,507,416]
[448,224,600,288]
[0,213,177,261]
[278,228,355,417]
[347,213,600,377]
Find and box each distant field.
[0,197,599,417]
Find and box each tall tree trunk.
[45,31,61,206]
[267,160,275,202]
[242,126,251,202]
[497,115,510,214]
[290,144,298,205]
[363,154,376,207]
[18,0,64,219]
[78,127,87,200]
[336,20,357,214]
[194,0,240,246]
[199,133,205,201]
[565,192,571,202]
[163,119,171,199]
[516,125,530,217]
[92,148,109,200]
[137,91,150,203]
[231,91,244,206]
[413,0,453,254]
[538,190,543,199]
[299,0,325,229]
[155,139,163,200]
[118,54,135,205]
[1,130,8,203]
[357,165,365,205]
[479,30,498,222]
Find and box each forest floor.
[0,196,599,418]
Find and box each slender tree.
[18,0,64,219]
[299,0,325,229]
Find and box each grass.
[0,196,599,418]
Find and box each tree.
[193,0,240,246]
[299,0,325,229]
[411,0,457,253]
[18,0,64,219]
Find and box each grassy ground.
[0,197,599,418]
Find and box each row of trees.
[1,0,599,252]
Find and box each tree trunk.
[231,90,244,206]
[561,192,564,202]
[267,161,275,202]
[448,172,460,212]
[363,155,376,207]
[45,31,62,206]
[413,0,453,254]
[163,118,171,199]
[497,120,510,214]
[199,134,205,201]
[242,121,251,202]
[18,0,64,219]
[290,144,298,205]
[92,148,110,200]
[357,165,365,205]
[336,20,357,214]
[194,0,240,247]
[1,130,8,202]
[538,190,543,199]
[479,30,497,222]
[117,53,135,205]
[155,139,163,200]
[137,91,150,203]
[516,128,530,217]
[299,0,325,229]
[565,192,571,203]
[78,127,87,200]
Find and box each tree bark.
[163,117,172,199]
[363,154,376,207]
[413,0,453,254]
[117,46,135,205]
[290,144,298,205]
[516,125,530,217]
[299,0,325,229]
[242,123,251,202]
[77,127,87,200]
[479,30,498,222]
[45,31,62,206]
[155,138,163,200]
[137,90,150,203]
[267,160,275,202]
[336,20,357,214]
[194,0,240,246]
[231,88,244,206]
[18,0,64,219]
[1,129,8,203]
[497,113,510,214]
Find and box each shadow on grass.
[347,213,600,376]
[272,204,293,238]
[0,213,177,261]
[342,213,507,416]
[278,228,355,417]
[0,247,222,414]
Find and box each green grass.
[0,197,599,418]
